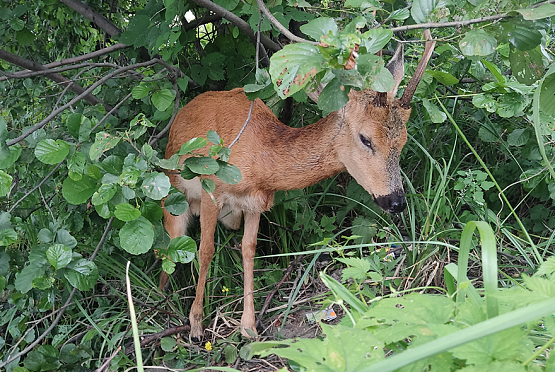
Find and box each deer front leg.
[240,211,261,338]
[189,196,220,342]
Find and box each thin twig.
[255,0,316,45]
[8,162,64,214]
[256,258,297,329]
[6,59,161,146]
[0,217,114,369]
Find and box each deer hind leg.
[189,194,220,342]
[240,211,261,338]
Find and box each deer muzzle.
[373,190,406,214]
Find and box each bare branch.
[0,49,111,110]
[255,0,316,45]
[59,0,121,36]
[181,14,222,31]
[0,44,128,81]
[6,59,162,147]
[189,0,281,52]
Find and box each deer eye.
[359,134,374,150]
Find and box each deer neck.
[262,112,346,191]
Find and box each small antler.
[399,30,436,109]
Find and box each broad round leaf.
[411,0,438,23]
[509,45,544,85]
[90,132,121,161]
[317,77,349,113]
[64,259,98,291]
[114,203,141,221]
[299,17,338,41]
[151,89,175,111]
[361,29,393,55]
[91,183,117,206]
[56,229,77,248]
[35,139,70,164]
[0,144,22,170]
[119,216,154,254]
[269,43,327,98]
[459,30,497,58]
[141,172,171,200]
[62,175,97,205]
[184,157,220,175]
[0,228,18,246]
[164,192,189,216]
[215,161,242,184]
[141,201,164,223]
[132,84,150,99]
[46,244,72,270]
[168,236,197,264]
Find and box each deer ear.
[386,42,404,99]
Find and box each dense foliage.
[0,0,555,370]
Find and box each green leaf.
[164,192,189,215]
[160,337,176,352]
[64,259,98,291]
[201,178,215,194]
[501,20,542,51]
[215,161,242,184]
[426,70,459,85]
[176,137,207,155]
[184,157,220,175]
[119,216,154,254]
[0,228,18,246]
[459,30,497,58]
[161,259,176,275]
[509,45,544,85]
[151,89,175,111]
[141,172,171,200]
[269,43,327,98]
[361,29,393,54]
[62,175,97,205]
[56,229,77,248]
[389,8,410,21]
[337,257,371,281]
[132,84,150,99]
[539,64,555,117]
[177,76,189,93]
[141,201,164,223]
[299,17,338,41]
[91,183,117,206]
[33,275,54,291]
[24,345,61,371]
[496,93,525,118]
[35,139,70,164]
[247,323,384,369]
[114,203,142,221]
[317,77,349,113]
[422,98,447,123]
[0,144,22,170]
[90,132,121,160]
[411,0,438,23]
[207,130,221,145]
[168,236,197,263]
[46,244,72,270]
[0,170,12,197]
[517,3,555,20]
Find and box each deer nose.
[374,192,406,214]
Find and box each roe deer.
[162,31,436,340]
